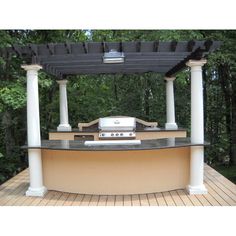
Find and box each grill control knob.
[129,133,133,136]
[120,133,123,136]
[101,133,105,136]
[111,133,114,136]
[116,133,119,136]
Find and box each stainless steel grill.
[98,116,136,140]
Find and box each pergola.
[0,40,221,196]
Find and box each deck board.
[115,195,124,206]
[169,191,185,206]
[204,176,235,205]
[139,194,150,206]
[0,176,27,199]
[147,193,158,206]
[3,183,28,206]
[204,165,236,193]
[204,182,229,206]
[201,191,221,206]
[79,195,92,206]
[154,193,167,206]
[163,191,176,206]
[176,190,194,206]
[54,192,70,206]
[89,195,100,206]
[194,194,211,206]
[123,195,132,206]
[71,194,85,206]
[0,164,235,206]
[98,195,108,206]
[106,195,115,206]
[0,182,28,206]
[186,194,203,206]
[37,191,58,206]
[46,191,64,206]
[19,196,36,206]
[131,194,140,206]
[205,173,236,200]
[62,193,77,206]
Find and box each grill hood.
[98,116,136,131]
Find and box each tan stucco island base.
[42,147,190,195]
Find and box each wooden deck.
[0,164,235,206]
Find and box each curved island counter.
[22,138,208,195]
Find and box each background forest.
[0,30,235,184]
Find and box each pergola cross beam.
[0,41,221,79]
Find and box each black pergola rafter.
[0,40,221,78]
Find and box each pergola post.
[21,64,47,197]
[186,59,207,194]
[57,80,71,131]
[165,77,178,130]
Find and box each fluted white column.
[57,80,71,131]
[186,59,207,195]
[21,64,47,197]
[165,77,178,130]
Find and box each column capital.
[186,59,207,68]
[21,64,42,71]
[165,77,176,82]
[57,79,68,85]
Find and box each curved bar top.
[22,138,209,195]
[22,137,208,151]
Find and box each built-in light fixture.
[103,49,125,64]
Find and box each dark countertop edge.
[48,128,187,133]
[21,143,209,151]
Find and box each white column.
[57,80,71,131]
[165,77,178,130]
[21,64,47,197]
[186,59,207,194]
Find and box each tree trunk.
[1,111,15,159]
[231,76,236,165]
[144,78,150,118]
[203,67,208,135]
[218,64,233,163]
[114,77,118,101]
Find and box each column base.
[26,186,47,197]
[57,124,72,131]
[165,123,178,130]
[186,184,208,195]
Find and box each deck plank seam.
[205,168,236,189]
[204,177,233,204]
[205,172,236,197]
[205,174,236,202]
[205,167,236,193]
[174,190,185,206]
[204,182,230,206]
[161,192,168,206]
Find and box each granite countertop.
[22,138,208,151]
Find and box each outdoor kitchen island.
[23,138,207,195]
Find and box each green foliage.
[0,151,27,184]
[91,30,204,42]
[38,74,53,88]
[0,83,26,111]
